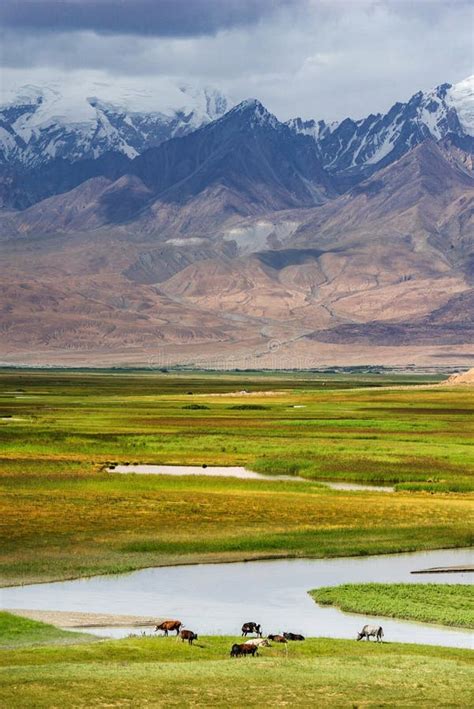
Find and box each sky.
[0,0,473,121]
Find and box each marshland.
[0,369,473,706]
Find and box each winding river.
[107,464,395,491]
[2,548,472,649]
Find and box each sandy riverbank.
[5,609,162,628]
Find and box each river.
[2,548,472,649]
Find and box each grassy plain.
[311,583,474,628]
[0,370,473,585]
[0,613,473,708]
[0,612,94,649]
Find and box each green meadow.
[1,613,473,708]
[1,370,472,486]
[311,583,474,629]
[0,611,95,649]
[1,372,473,707]
[0,370,473,585]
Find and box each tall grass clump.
[311,584,474,628]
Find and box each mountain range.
[0,81,231,167]
[1,76,473,367]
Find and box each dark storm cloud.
[0,0,296,37]
[1,0,472,122]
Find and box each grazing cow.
[230,643,258,657]
[155,620,182,636]
[267,634,288,643]
[357,625,384,642]
[243,637,270,648]
[241,622,262,637]
[179,629,198,645]
[283,632,305,641]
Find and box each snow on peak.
[0,78,232,167]
[286,76,474,177]
[448,75,474,137]
[231,98,264,113]
[411,75,474,141]
[0,84,44,109]
[285,117,337,140]
[227,99,280,128]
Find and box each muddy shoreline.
[5,609,162,628]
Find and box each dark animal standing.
[155,620,182,636]
[241,622,262,637]
[180,629,198,645]
[267,634,288,643]
[357,625,384,642]
[283,632,305,641]
[230,643,258,657]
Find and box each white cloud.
[1,1,472,122]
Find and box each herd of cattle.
[154,619,384,655]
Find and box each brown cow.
[180,629,198,645]
[230,643,258,657]
[155,620,182,636]
[267,634,287,643]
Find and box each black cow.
[283,632,305,641]
[241,622,262,637]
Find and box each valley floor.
[1,372,473,706]
[0,371,472,586]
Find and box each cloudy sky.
[1,0,472,121]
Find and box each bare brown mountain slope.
[0,175,155,237]
[159,142,472,328]
[0,141,473,366]
[292,140,473,255]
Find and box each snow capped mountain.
[287,76,474,179]
[0,95,335,213]
[285,117,338,141]
[125,96,335,211]
[0,75,472,211]
[0,79,232,167]
[448,75,474,137]
[220,98,281,130]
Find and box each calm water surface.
[108,465,394,491]
[2,549,472,648]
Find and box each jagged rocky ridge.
[287,76,474,184]
[0,98,336,211]
[0,76,473,210]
